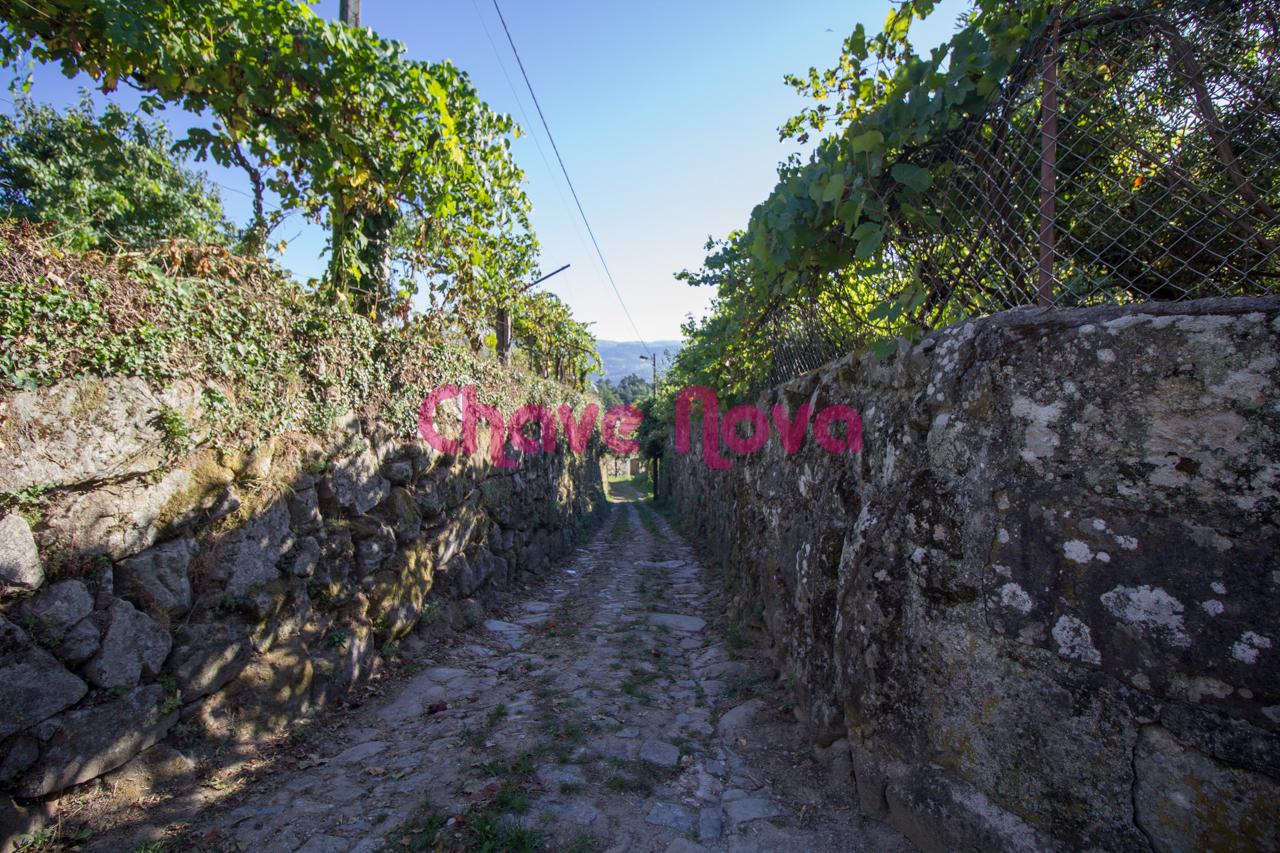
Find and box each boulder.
[115,537,197,619]
[1134,725,1280,852]
[82,598,172,689]
[288,536,322,578]
[0,512,42,590]
[286,486,323,535]
[54,618,101,666]
[40,468,196,561]
[221,637,314,731]
[324,446,389,515]
[0,616,87,739]
[0,376,204,494]
[0,733,39,786]
[352,519,396,577]
[17,580,94,644]
[17,684,177,797]
[381,460,414,485]
[166,621,252,701]
[210,501,295,599]
[386,486,422,541]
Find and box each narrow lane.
[109,490,912,852]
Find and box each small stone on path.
[646,801,696,832]
[639,739,681,767]
[649,612,707,632]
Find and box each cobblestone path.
[96,491,911,852]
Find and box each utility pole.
[340,0,361,26]
[639,353,657,400]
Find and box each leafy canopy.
[0,96,230,251]
[0,0,534,317]
[667,0,1060,397]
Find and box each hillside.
[592,339,683,383]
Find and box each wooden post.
[1037,10,1061,306]
[340,0,361,26]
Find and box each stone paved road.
[96,492,913,852]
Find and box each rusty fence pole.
[1037,10,1061,306]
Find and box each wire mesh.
[766,0,1279,384]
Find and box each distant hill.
[593,339,683,383]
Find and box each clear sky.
[7,0,963,342]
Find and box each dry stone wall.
[661,297,1280,852]
[0,378,603,813]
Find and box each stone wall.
[661,297,1280,852]
[0,377,603,821]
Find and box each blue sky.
[7,0,963,341]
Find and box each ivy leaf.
[871,338,899,361]
[890,162,932,191]
[849,129,884,154]
[852,222,883,259]
[821,172,845,203]
[837,192,866,230]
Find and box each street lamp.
[638,353,657,400]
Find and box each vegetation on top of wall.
[0,221,597,446]
[0,96,232,252]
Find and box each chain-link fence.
[767,0,1279,384]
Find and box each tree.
[596,378,622,410]
[0,97,230,250]
[615,374,651,405]
[509,290,601,390]
[1,0,533,320]
[669,0,1279,399]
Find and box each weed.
[1,482,53,527]
[13,828,58,852]
[466,810,541,852]
[603,757,677,796]
[725,671,767,700]
[172,720,204,747]
[493,786,529,814]
[152,404,193,457]
[420,600,442,626]
[393,800,447,851]
[131,843,171,853]
[606,773,652,795]
[565,833,599,853]
[725,622,749,656]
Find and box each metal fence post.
[1037,9,1061,306]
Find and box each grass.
[725,622,749,657]
[460,703,508,749]
[606,471,653,501]
[390,750,542,852]
[725,670,769,700]
[603,757,678,797]
[0,482,54,527]
[635,502,662,538]
[607,507,630,542]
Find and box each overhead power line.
[490,0,649,350]
[467,0,596,267]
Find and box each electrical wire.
[490,0,649,350]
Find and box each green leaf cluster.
[0,96,231,251]
[0,224,600,444]
[0,0,536,319]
